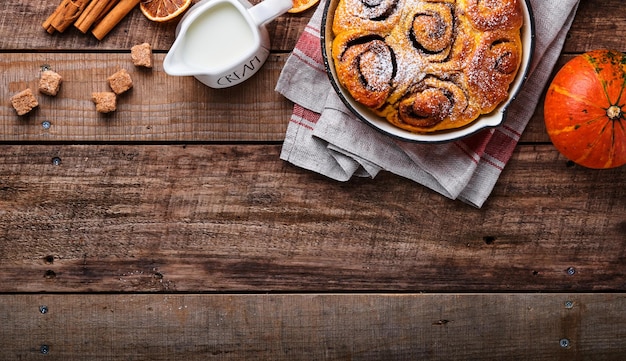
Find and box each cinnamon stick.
[42,0,69,33]
[43,0,92,34]
[93,0,121,25]
[91,0,140,40]
[75,0,119,33]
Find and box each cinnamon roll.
[332,0,404,34]
[332,31,397,109]
[387,76,480,132]
[464,0,524,31]
[399,2,455,62]
[330,0,524,134]
[465,30,522,113]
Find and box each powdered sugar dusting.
[346,0,400,20]
[332,0,524,132]
[357,43,395,91]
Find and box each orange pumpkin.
[544,49,626,169]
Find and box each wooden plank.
[0,144,623,292]
[2,0,625,53]
[0,53,602,144]
[0,0,309,52]
[2,2,625,143]
[1,53,292,142]
[562,0,626,53]
[0,53,558,143]
[0,293,625,360]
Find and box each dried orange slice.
[288,0,320,13]
[140,0,193,22]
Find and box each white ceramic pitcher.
[163,0,292,88]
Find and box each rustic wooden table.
[1,0,624,359]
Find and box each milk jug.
[163,0,292,88]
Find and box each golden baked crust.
[331,0,524,133]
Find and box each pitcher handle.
[248,0,292,26]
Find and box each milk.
[163,0,292,88]
[181,2,256,70]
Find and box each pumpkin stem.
[607,105,622,121]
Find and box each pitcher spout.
[162,0,283,88]
[163,35,203,76]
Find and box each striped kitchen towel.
[276,0,580,207]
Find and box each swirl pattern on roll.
[464,0,524,31]
[466,30,522,112]
[391,77,477,131]
[333,31,397,109]
[331,0,524,133]
[406,2,454,62]
[333,0,404,33]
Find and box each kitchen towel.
[276,0,580,208]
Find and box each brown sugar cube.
[10,88,39,116]
[131,43,152,68]
[92,92,117,113]
[38,70,63,96]
[107,69,133,95]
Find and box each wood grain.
[1,54,292,142]
[1,1,625,143]
[0,54,598,143]
[0,144,623,292]
[562,0,626,53]
[0,0,303,51]
[0,0,625,359]
[1,293,625,360]
[2,0,626,53]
